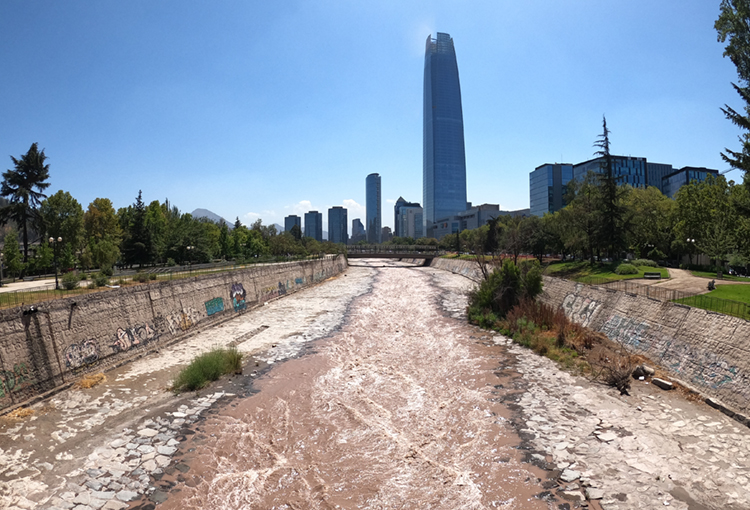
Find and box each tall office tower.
[328,206,348,244]
[529,164,573,217]
[366,173,381,244]
[284,215,301,233]
[304,211,323,241]
[423,32,467,235]
[351,218,366,244]
[394,196,424,239]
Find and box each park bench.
[643,272,661,280]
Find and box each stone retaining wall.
[428,258,750,419]
[540,276,750,418]
[0,255,347,411]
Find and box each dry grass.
[6,407,34,419]
[74,373,106,389]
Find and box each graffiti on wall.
[278,281,287,296]
[0,363,32,398]
[561,294,601,327]
[64,339,100,371]
[205,297,225,316]
[295,277,304,285]
[166,307,200,334]
[601,314,651,350]
[231,283,247,312]
[111,323,159,353]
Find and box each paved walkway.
[638,268,750,295]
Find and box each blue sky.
[0,1,742,233]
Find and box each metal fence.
[0,254,332,311]
[576,276,750,321]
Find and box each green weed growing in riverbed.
[171,346,243,393]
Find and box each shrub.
[94,272,109,287]
[172,346,243,393]
[116,278,126,286]
[61,271,80,290]
[101,265,114,277]
[166,258,177,267]
[631,259,657,267]
[135,272,149,283]
[149,273,157,281]
[615,263,638,275]
[468,260,543,322]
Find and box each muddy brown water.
[156,262,557,509]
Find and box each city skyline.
[0,2,742,234]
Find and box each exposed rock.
[652,378,674,391]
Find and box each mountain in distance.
[191,208,233,229]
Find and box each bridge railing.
[346,245,444,255]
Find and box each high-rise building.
[423,32,467,235]
[394,196,424,239]
[284,215,301,233]
[327,206,348,244]
[530,156,719,216]
[529,164,573,217]
[366,173,381,244]
[350,218,366,244]
[304,211,323,241]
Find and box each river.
[158,260,554,509]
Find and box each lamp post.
[0,252,4,287]
[50,236,62,290]
[687,238,695,266]
[186,245,194,274]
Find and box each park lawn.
[689,270,750,282]
[545,260,669,283]
[704,283,750,303]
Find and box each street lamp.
[687,238,696,266]
[50,236,62,290]
[186,245,194,273]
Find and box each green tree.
[2,228,23,280]
[716,0,750,176]
[623,186,674,259]
[121,191,151,267]
[594,116,628,258]
[39,190,85,263]
[218,221,230,259]
[84,198,122,271]
[0,143,51,262]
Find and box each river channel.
[158,260,554,509]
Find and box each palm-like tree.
[0,143,51,262]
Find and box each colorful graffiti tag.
[278,281,287,296]
[0,363,32,398]
[601,314,651,349]
[231,283,247,312]
[561,294,601,327]
[63,339,100,371]
[295,277,304,285]
[205,297,224,316]
[111,323,159,353]
[166,307,200,334]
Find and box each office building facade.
[394,197,423,239]
[284,215,301,233]
[366,173,381,244]
[663,167,720,198]
[423,32,467,234]
[327,206,348,244]
[350,218,366,244]
[530,156,719,216]
[529,164,574,217]
[304,211,323,241]
[433,204,502,240]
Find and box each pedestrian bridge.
[346,245,444,261]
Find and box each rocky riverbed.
[0,260,748,510]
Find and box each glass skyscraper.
[423,32,467,233]
[304,211,323,241]
[366,173,381,244]
[327,206,348,244]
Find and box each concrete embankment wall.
[0,255,347,411]
[540,276,750,418]
[428,258,750,419]
[429,258,483,281]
